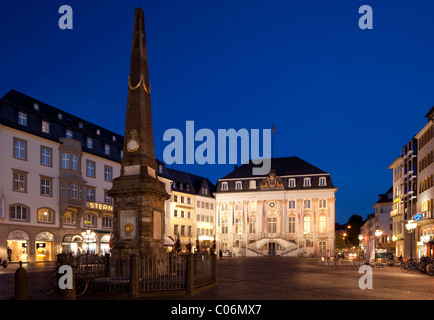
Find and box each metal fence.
[139,255,187,292]
[56,252,216,295]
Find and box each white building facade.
[215,157,337,257]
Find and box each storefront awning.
[164,236,175,246]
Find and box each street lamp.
[374,230,382,258]
[405,219,417,261]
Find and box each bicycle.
[45,264,88,297]
[400,260,418,273]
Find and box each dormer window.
[235,181,242,190]
[33,103,39,111]
[18,112,27,126]
[221,182,228,191]
[303,178,311,187]
[319,177,327,186]
[42,121,50,134]
[66,129,73,139]
[288,178,296,188]
[249,180,256,189]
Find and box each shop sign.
[87,202,113,212]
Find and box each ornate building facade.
[215,157,337,257]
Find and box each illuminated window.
[267,217,277,233]
[38,208,54,223]
[303,215,311,233]
[13,171,26,193]
[249,216,256,233]
[319,215,327,233]
[84,214,96,227]
[63,211,76,225]
[42,121,50,134]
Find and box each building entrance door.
[268,242,276,255]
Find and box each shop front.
[417,223,433,258]
[35,231,54,262]
[7,230,29,262]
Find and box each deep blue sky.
[1,1,434,224]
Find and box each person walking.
[7,247,12,262]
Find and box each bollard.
[186,254,194,295]
[212,254,218,285]
[14,261,29,300]
[129,254,139,298]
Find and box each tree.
[345,215,365,247]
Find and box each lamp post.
[358,234,364,258]
[405,219,417,261]
[374,229,382,259]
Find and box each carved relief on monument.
[119,209,137,240]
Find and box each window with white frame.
[71,154,79,170]
[288,200,296,209]
[63,211,76,225]
[66,129,73,139]
[102,216,113,228]
[303,177,311,187]
[84,214,96,227]
[221,182,228,191]
[104,144,110,155]
[235,181,242,190]
[86,160,95,177]
[288,215,296,233]
[304,200,311,209]
[61,153,70,169]
[13,138,26,160]
[319,199,327,208]
[104,165,113,181]
[288,178,296,188]
[40,178,52,196]
[319,177,327,186]
[249,180,256,189]
[38,208,54,223]
[18,112,27,126]
[41,147,52,166]
[10,205,28,221]
[13,171,26,192]
[87,137,93,149]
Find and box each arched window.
[318,214,327,233]
[249,215,257,234]
[10,205,28,221]
[84,214,97,227]
[288,215,296,233]
[63,211,76,225]
[37,208,54,223]
[102,216,113,228]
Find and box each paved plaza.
[1,257,433,301]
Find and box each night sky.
[1,1,434,224]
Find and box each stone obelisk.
[109,7,170,278]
